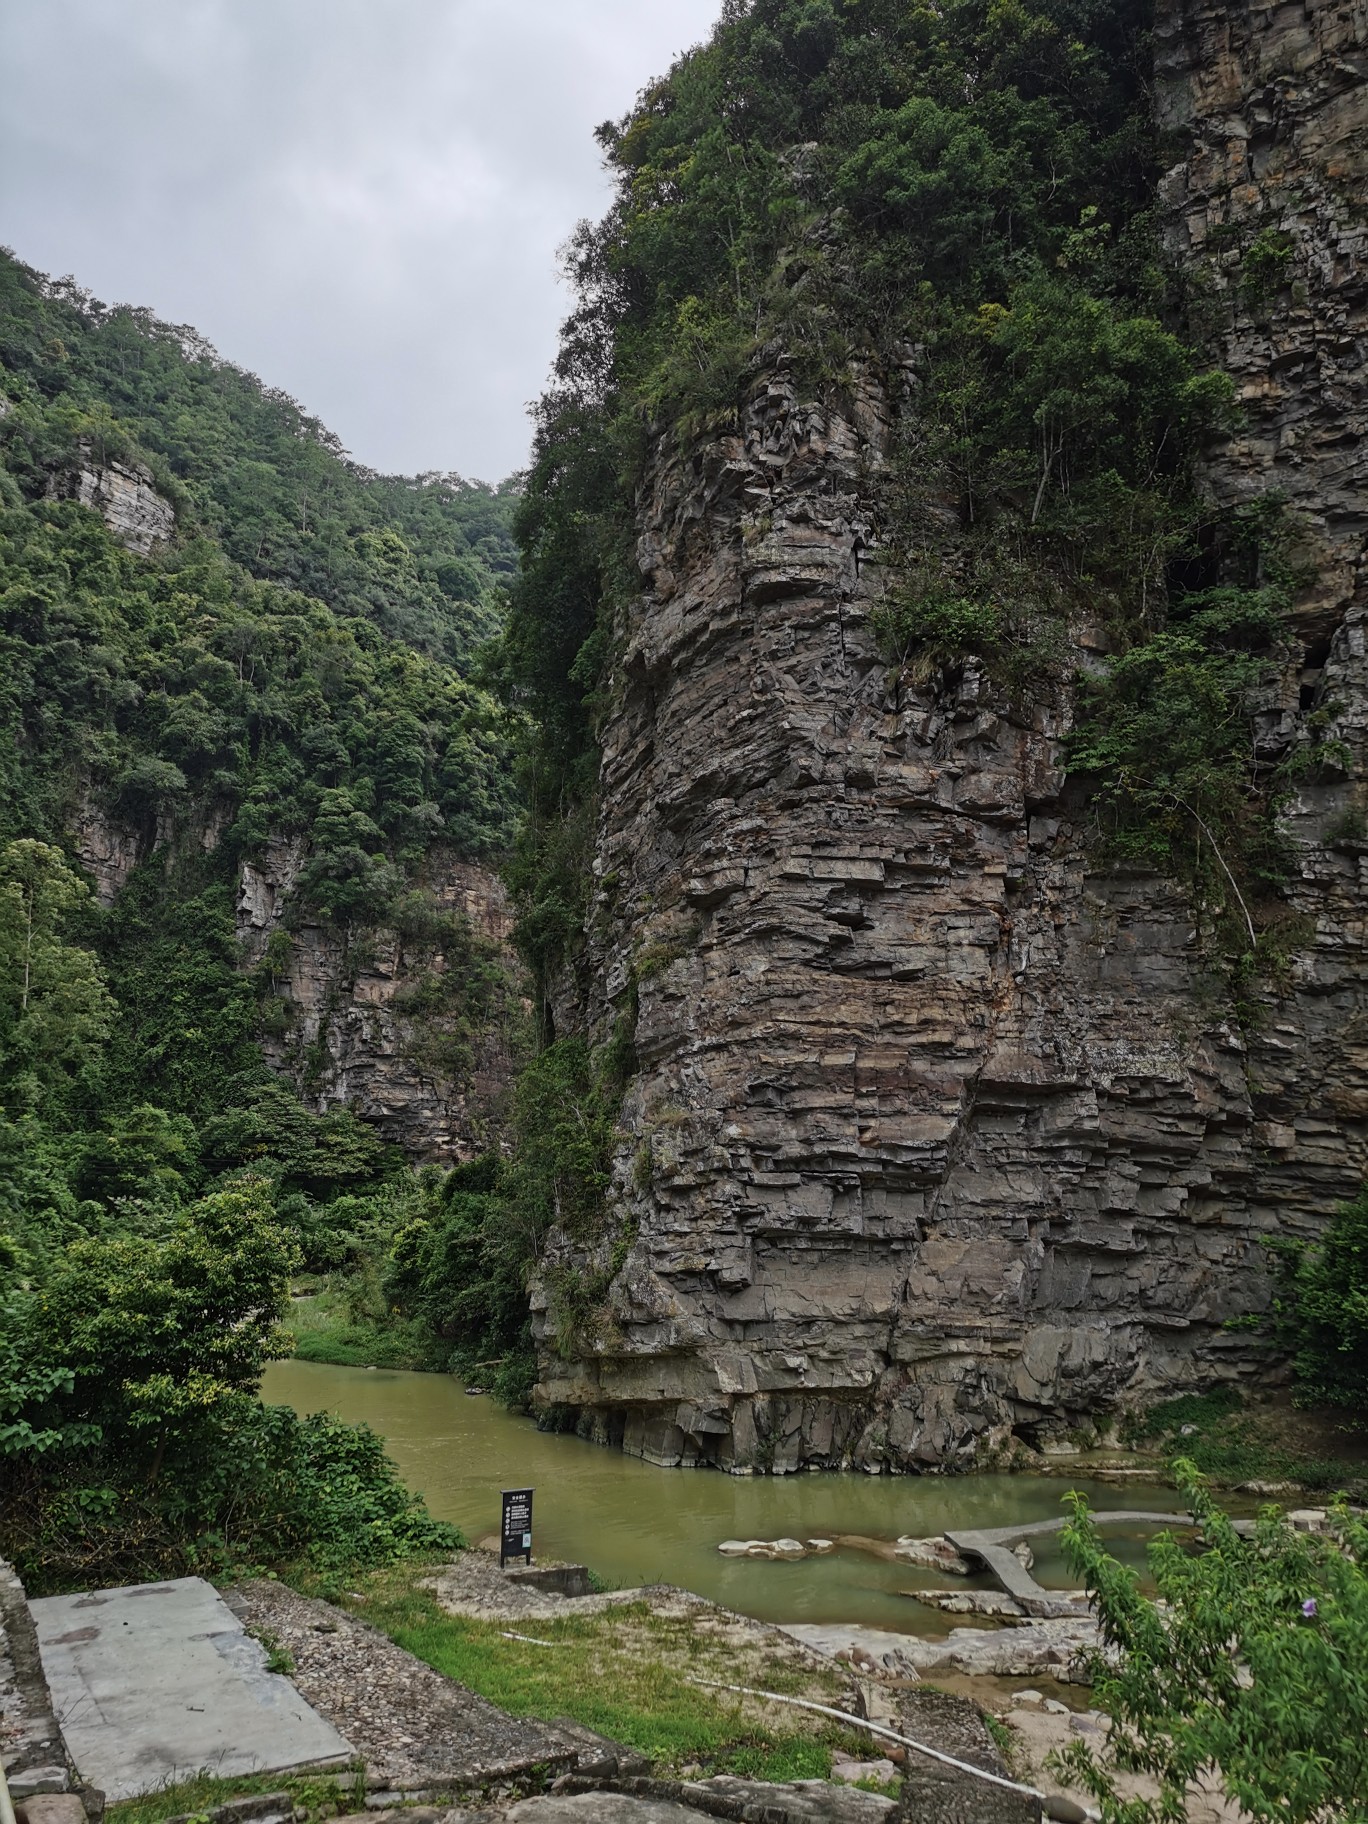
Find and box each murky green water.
[263,1359,1177,1633]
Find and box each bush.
[220,1404,464,1571]
[1269,1184,1368,1409]
[384,1154,538,1400]
[869,586,1002,673]
[1058,1463,1368,1822]
[0,1177,461,1590]
[2,1401,462,1592]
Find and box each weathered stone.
[907,1591,1027,1621]
[895,1689,1039,1824]
[1285,1508,1330,1532]
[6,1771,70,1800]
[0,1557,74,1798]
[18,1796,89,1824]
[529,0,1368,1470]
[830,1759,899,1788]
[892,1539,972,1576]
[234,840,520,1159]
[46,450,174,556]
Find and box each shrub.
[1058,1463,1368,1822]
[1268,1184,1368,1409]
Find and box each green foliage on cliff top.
[0,248,521,1169]
[0,467,516,881]
[0,248,517,663]
[495,0,1287,1010]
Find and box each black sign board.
[500,1487,534,1567]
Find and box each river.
[263,1359,1175,1634]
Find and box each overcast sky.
[0,1,722,481]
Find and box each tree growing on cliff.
[0,840,112,1116]
[1057,1464,1368,1822]
[1267,1184,1368,1412]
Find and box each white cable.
[0,1761,19,1824]
[688,1676,1100,1820]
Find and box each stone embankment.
[0,1560,80,1811]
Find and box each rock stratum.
[531,0,1368,1469]
[70,800,517,1163]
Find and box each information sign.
[500,1487,534,1567]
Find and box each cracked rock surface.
[531,0,1367,1471]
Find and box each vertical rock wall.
[237,842,520,1160]
[67,798,519,1164]
[531,1,1368,1470]
[46,448,175,556]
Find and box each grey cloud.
[0,0,722,479]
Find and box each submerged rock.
[893,1537,973,1575]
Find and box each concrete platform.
[30,1577,353,1800]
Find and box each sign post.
[500,1487,534,1568]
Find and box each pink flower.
[1302,1598,1319,1619]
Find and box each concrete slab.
[943,1512,1191,1616]
[30,1577,353,1801]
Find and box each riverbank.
[239,1546,1240,1823]
[250,1557,875,1784]
[262,1360,1191,1635]
[288,1286,448,1374]
[275,1329,1368,1504]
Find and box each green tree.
[28,1180,298,1470]
[75,1104,198,1206]
[1268,1185,1368,1409]
[1059,1465,1368,1822]
[0,840,112,1113]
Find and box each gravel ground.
[426,1555,653,1625]
[225,1580,616,1793]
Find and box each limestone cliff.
[237,841,520,1160]
[46,445,175,556]
[69,798,519,1163]
[530,0,1368,1469]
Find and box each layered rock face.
[532,1,1368,1469]
[237,841,519,1160]
[68,797,518,1163]
[46,447,175,555]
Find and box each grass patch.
[332,1564,875,1780]
[1122,1390,1368,1494]
[289,1287,447,1372]
[106,1767,366,1824]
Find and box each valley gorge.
[8,10,1368,1818]
[3,0,1367,1525]
[526,0,1368,1471]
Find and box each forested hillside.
[0,248,522,1585]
